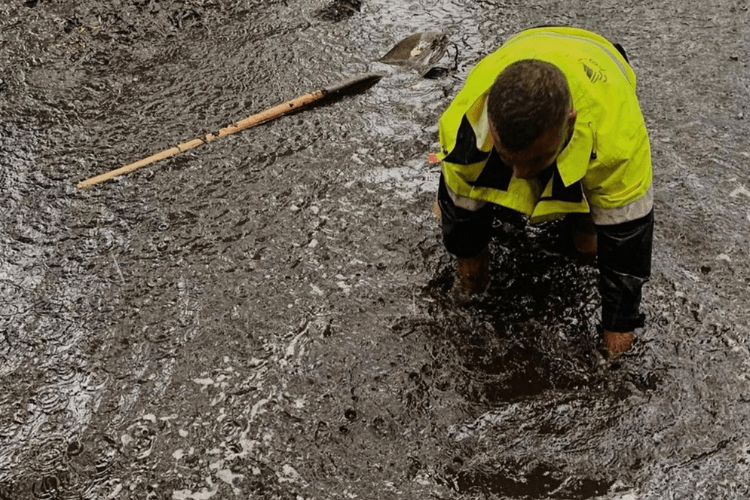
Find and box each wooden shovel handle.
[214,89,325,139]
[76,88,325,189]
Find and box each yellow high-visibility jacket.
[438,26,653,225]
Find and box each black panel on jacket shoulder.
[443,115,491,165]
[467,149,513,191]
[539,165,585,203]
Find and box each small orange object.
[431,198,441,219]
[427,153,440,164]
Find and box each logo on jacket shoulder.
[580,58,607,83]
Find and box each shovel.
[76,32,449,189]
[378,31,451,77]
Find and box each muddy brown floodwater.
[2,0,750,499]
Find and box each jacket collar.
[478,97,593,187]
[555,117,593,187]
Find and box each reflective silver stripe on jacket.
[449,180,653,225]
[445,183,487,211]
[590,186,653,225]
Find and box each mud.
[1,0,750,499]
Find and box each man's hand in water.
[456,247,490,295]
[604,330,635,360]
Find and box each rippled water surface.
[2,0,750,498]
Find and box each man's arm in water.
[437,174,493,293]
[596,210,654,354]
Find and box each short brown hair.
[487,60,570,152]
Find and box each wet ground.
[1,0,750,498]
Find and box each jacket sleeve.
[437,173,494,258]
[596,209,654,332]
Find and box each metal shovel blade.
[379,31,449,75]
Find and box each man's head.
[487,59,577,179]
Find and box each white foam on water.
[729,184,750,198]
[172,478,218,500]
[365,158,439,200]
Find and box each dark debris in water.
[168,9,202,30]
[315,0,362,22]
[62,18,81,34]
[454,462,612,499]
